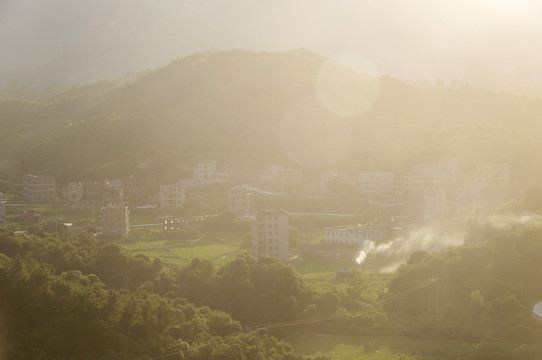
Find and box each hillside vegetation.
[2,49,542,186]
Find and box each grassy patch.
[286,334,462,360]
[121,240,241,267]
[293,253,359,289]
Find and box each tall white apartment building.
[474,163,510,186]
[359,172,395,198]
[23,174,56,202]
[101,205,130,236]
[229,185,255,217]
[251,209,289,261]
[160,183,185,209]
[325,223,387,246]
[0,193,6,225]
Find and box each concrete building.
[325,223,387,246]
[104,180,124,206]
[474,163,510,187]
[229,185,255,217]
[101,205,130,236]
[160,183,185,209]
[23,174,56,202]
[194,161,229,182]
[257,165,303,193]
[359,172,395,198]
[63,183,84,208]
[64,180,125,208]
[0,193,6,225]
[396,165,449,219]
[251,209,289,261]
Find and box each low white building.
[251,209,289,261]
[229,185,255,217]
[160,183,185,209]
[325,223,387,246]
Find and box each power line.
[248,278,438,331]
[134,278,438,360]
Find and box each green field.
[121,239,242,267]
[293,251,361,289]
[286,334,462,360]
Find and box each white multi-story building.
[396,164,449,219]
[23,174,56,202]
[359,172,395,198]
[229,185,255,217]
[194,161,229,182]
[325,223,387,246]
[474,163,510,187]
[251,209,289,261]
[160,183,185,209]
[101,205,130,236]
[63,183,84,208]
[257,166,303,193]
[63,181,124,208]
[0,193,6,225]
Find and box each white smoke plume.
[485,213,542,230]
[356,226,464,273]
[356,213,542,274]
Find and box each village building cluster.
[3,158,515,260]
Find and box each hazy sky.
[2,0,542,90]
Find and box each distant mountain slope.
[2,49,542,184]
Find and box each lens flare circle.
[315,57,381,118]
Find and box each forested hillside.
[2,49,542,185]
[4,213,542,358]
[0,227,337,360]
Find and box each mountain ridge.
[2,49,542,185]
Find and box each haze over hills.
[2,0,542,97]
[2,49,542,185]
